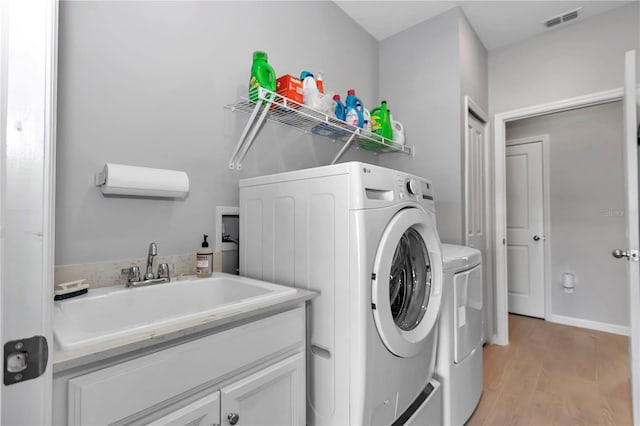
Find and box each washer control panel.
[358,163,434,206]
[396,176,433,203]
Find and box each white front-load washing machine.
[239,162,444,425]
[437,243,483,426]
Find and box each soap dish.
[54,279,90,301]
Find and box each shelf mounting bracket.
[229,88,274,170]
[331,131,357,165]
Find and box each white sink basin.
[54,273,296,351]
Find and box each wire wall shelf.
[224,87,414,170]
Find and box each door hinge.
[4,336,48,385]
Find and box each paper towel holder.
[95,163,190,199]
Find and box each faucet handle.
[157,263,172,280]
[121,265,141,282]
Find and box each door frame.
[463,96,492,341]
[622,49,639,425]
[0,0,8,416]
[504,135,551,322]
[0,0,57,422]
[492,87,638,345]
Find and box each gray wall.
[458,8,489,241]
[377,9,460,244]
[506,101,627,327]
[489,2,639,114]
[56,1,380,264]
[459,10,488,113]
[378,8,488,245]
[458,10,491,338]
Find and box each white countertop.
[53,287,316,373]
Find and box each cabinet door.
[220,353,305,426]
[148,392,220,426]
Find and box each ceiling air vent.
[562,9,580,23]
[544,16,562,28]
[543,7,582,29]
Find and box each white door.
[466,114,487,253]
[465,111,491,339]
[220,352,305,426]
[1,0,56,423]
[505,140,545,318]
[614,49,639,424]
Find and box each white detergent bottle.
[390,114,405,145]
[363,109,371,131]
[302,74,321,109]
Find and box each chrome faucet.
[145,242,157,280]
[121,242,172,288]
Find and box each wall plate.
[215,206,239,252]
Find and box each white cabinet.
[148,352,305,426]
[220,353,305,426]
[54,307,306,426]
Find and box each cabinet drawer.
[67,307,304,425]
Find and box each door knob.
[533,235,545,241]
[612,249,630,259]
[228,412,240,425]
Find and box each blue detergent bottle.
[333,94,346,121]
[345,89,364,128]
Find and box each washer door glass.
[390,227,432,331]
[372,207,443,358]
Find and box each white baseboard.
[548,314,630,336]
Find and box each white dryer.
[240,162,444,425]
[436,244,483,426]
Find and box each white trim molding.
[0,0,7,417]
[497,88,625,123]
[492,87,627,346]
[463,96,493,342]
[464,95,489,123]
[549,314,630,336]
[0,0,57,422]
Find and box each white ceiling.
[333,1,633,50]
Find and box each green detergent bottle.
[249,51,276,102]
[382,109,393,143]
[370,101,393,142]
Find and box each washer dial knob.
[406,179,420,195]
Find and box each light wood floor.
[466,314,632,426]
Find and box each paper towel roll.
[95,163,189,199]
